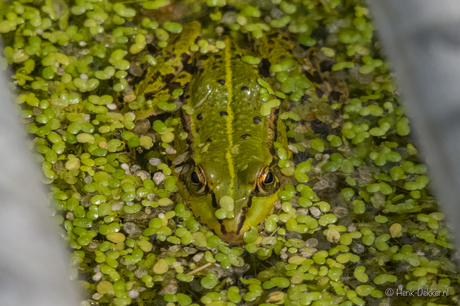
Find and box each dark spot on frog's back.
[220,111,228,116]
[206,138,212,143]
[241,134,251,139]
[217,79,225,85]
[253,116,261,124]
[197,113,202,120]
[241,86,249,91]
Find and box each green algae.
[1,0,460,305]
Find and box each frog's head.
[179,159,281,243]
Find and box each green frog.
[171,36,287,243]
[132,22,346,243]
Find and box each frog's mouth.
[212,191,251,244]
[185,189,280,244]
[217,191,280,243]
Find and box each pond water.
[1,0,459,305]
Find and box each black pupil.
[191,171,201,184]
[264,171,273,184]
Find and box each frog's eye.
[257,167,276,194]
[264,171,274,184]
[189,167,207,194]
[191,171,201,184]
[191,167,206,185]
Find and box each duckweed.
[2,0,460,305]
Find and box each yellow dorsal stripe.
[224,37,236,196]
[190,118,200,164]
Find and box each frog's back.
[186,37,274,174]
